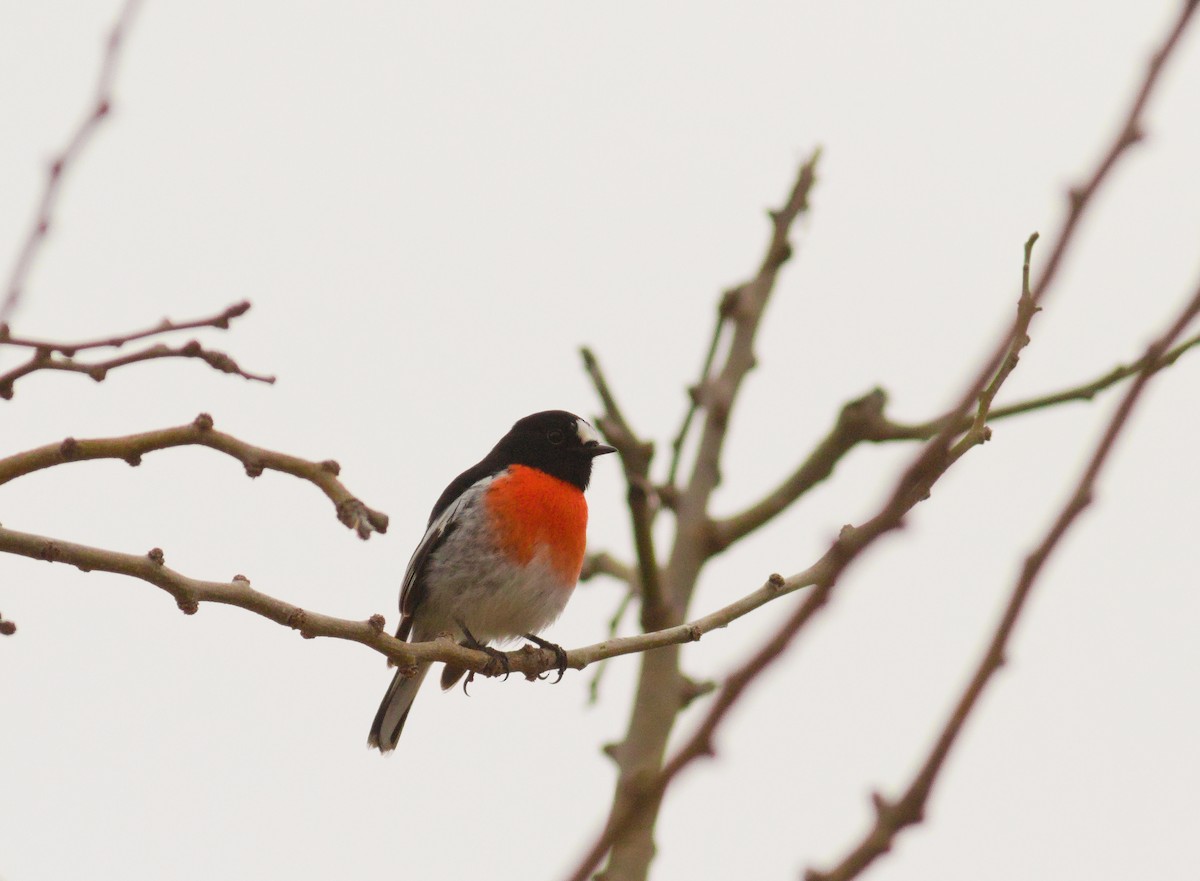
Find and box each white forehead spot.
[575,418,602,445]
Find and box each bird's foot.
[458,622,510,693]
[523,633,568,683]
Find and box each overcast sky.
[2,2,1198,880]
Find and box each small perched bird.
[368,410,615,753]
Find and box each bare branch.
[594,148,822,881]
[581,550,636,586]
[712,268,1200,554]
[0,415,388,539]
[1,300,253,354]
[987,331,1200,419]
[567,0,1200,852]
[586,586,637,704]
[666,299,730,488]
[973,232,1041,430]
[879,0,1197,534]
[0,339,275,400]
[804,268,1200,881]
[0,527,808,677]
[0,300,273,399]
[580,347,666,629]
[1,0,144,322]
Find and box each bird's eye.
[547,429,566,445]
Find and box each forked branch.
[0,415,386,539]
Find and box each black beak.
[584,441,617,457]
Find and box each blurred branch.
[571,6,1200,846]
[876,0,1196,528]
[581,550,637,586]
[987,331,1200,419]
[973,233,1041,430]
[1,0,144,322]
[0,414,387,539]
[666,300,729,488]
[564,227,1041,881]
[586,586,636,704]
[581,347,665,629]
[1,299,255,353]
[0,300,273,399]
[711,286,1200,554]
[804,266,1200,881]
[594,148,822,881]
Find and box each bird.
[368,409,615,753]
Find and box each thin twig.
[580,550,636,586]
[561,235,1041,881]
[0,300,253,354]
[974,233,1041,430]
[0,301,272,399]
[586,586,636,704]
[580,347,665,629]
[666,302,730,488]
[804,269,1200,881]
[592,148,822,881]
[0,415,388,539]
[567,14,1200,850]
[711,309,1200,555]
[1,0,144,322]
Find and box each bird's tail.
[367,661,431,753]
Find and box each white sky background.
[2,2,1198,879]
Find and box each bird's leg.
[523,633,569,684]
[457,620,510,687]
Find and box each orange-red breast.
[368,410,614,753]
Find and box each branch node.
[0,618,16,636]
[39,541,61,562]
[147,547,164,566]
[656,483,679,510]
[177,598,199,615]
[232,574,250,584]
[320,459,341,475]
[244,460,264,478]
[286,608,308,632]
[871,790,892,817]
[679,675,717,709]
[718,286,743,317]
[1122,123,1146,147]
[767,572,785,591]
[367,613,386,632]
[124,453,142,467]
[193,413,214,431]
[59,437,80,460]
[337,498,388,539]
